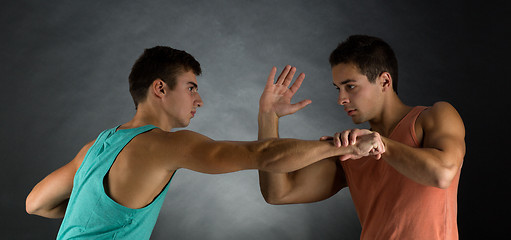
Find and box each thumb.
[320,136,333,141]
[339,154,352,161]
[290,99,312,113]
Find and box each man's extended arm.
[158,126,379,175]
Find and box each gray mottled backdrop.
[1,0,509,239]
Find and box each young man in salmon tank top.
[258,35,465,239]
[25,46,385,239]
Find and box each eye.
[188,86,197,93]
[346,85,355,90]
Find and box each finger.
[276,65,291,85]
[289,73,305,94]
[266,67,277,87]
[340,130,350,147]
[374,144,380,154]
[370,147,379,155]
[289,99,312,113]
[359,129,373,135]
[349,129,360,145]
[371,132,383,154]
[320,136,333,141]
[376,133,385,153]
[334,132,341,147]
[282,67,297,87]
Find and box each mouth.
[345,109,356,116]
[191,111,196,117]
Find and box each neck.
[368,93,411,137]
[120,103,174,132]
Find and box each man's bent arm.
[257,113,347,204]
[255,65,368,204]
[26,141,94,218]
[381,102,465,189]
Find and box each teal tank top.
[57,125,174,240]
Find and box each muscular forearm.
[255,112,353,173]
[257,112,291,203]
[26,183,69,218]
[27,198,68,219]
[382,137,462,189]
[256,137,353,173]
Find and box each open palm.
[259,66,311,117]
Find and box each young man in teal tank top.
[25,46,385,239]
[258,35,466,239]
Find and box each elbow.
[432,167,458,189]
[260,187,278,205]
[261,193,275,204]
[25,192,49,216]
[434,177,452,189]
[259,185,290,205]
[262,193,287,205]
[25,195,40,215]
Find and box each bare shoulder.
[127,129,214,170]
[419,101,460,121]
[138,129,212,147]
[432,101,459,113]
[419,101,465,135]
[83,140,96,150]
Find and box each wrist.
[380,136,391,158]
[258,112,279,139]
[258,111,278,121]
[347,144,358,156]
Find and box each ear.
[149,78,167,98]
[151,79,167,99]
[378,72,393,92]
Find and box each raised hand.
[259,65,311,118]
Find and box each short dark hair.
[129,46,201,108]
[329,35,398,93]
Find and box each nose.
[195,93,204,107]
[337,92,349,105]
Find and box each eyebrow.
[187,82,198,89]
[340,79,356,85]
[333,79,356,87]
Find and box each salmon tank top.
[341,106,461,240]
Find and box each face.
[162,70,203,128]
[332,63,383,124]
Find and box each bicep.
[422,102,466,167]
